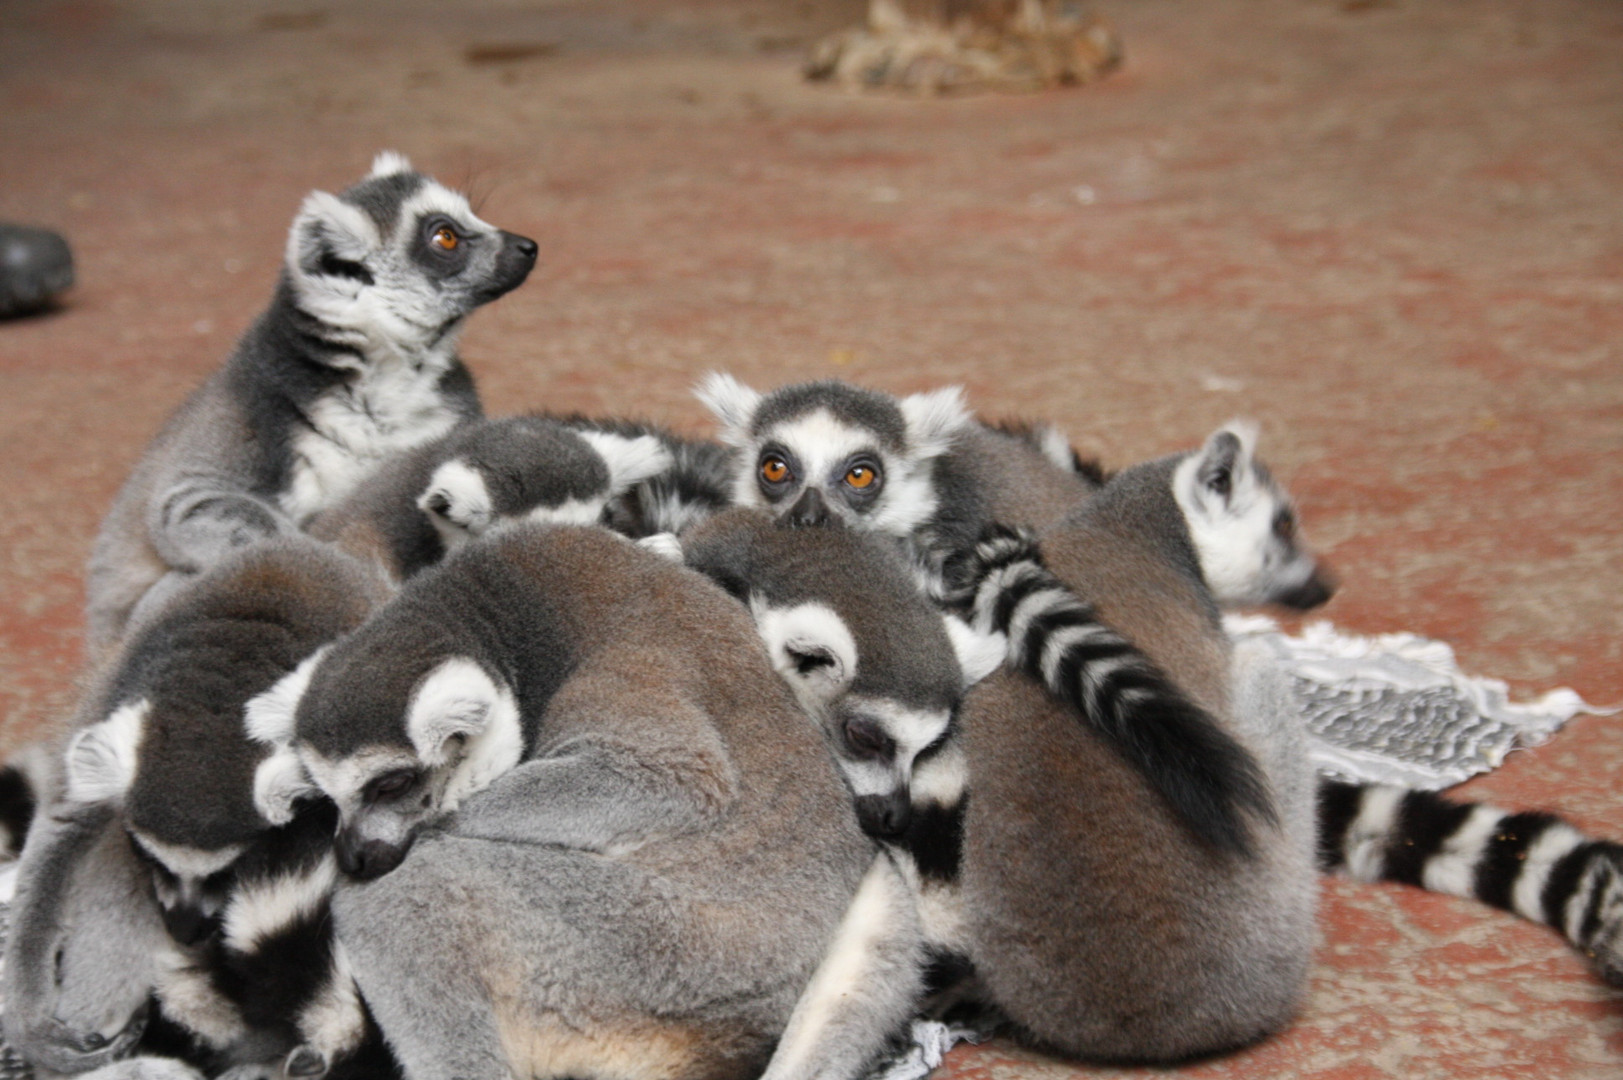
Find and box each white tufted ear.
[1182,419,1261,511]
[752,600,858,709]
[695,373,762,447]
[368,150,415,178]
[941,614,1006,687]
[64,700,149,805]
[407,658,508,767]
[897,386,972,459]
[576,431,675,495]
[418,460,494,542]
[246,648,330,747]
[285,190,381,284]
[254,745,322,826]
[636,532,685,562]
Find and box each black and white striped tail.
[952,524,1276,856]
[1318,779,1623,986]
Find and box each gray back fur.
[290,525,873,1079]
[955,454,1318,1062]
[2,802,165,1075]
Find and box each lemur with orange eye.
[696,375,1278,857]
[83,152,537,663]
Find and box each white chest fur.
[281,360,463,524]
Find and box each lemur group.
[3,154,1619,1080]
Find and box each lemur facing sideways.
[308,414,674,581]
[84,151,536,661]
[244,523,873,1080]
[696,375,1276,857]
[5,537,395,1080]
[680,438,1623,1079]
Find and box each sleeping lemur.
[84,151,536,662]
[307,414,674,581]
[244,522,873,1080]
[6,536,395,1080]
[677,440,1623,1078]
[695,375,1275,857]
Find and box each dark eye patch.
[366,769,419,804]
[843,716,895,761]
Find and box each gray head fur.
[697,375,973,538]
[681,509,999,838]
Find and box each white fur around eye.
[64,699,150,804]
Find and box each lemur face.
[286,151,538,363]
[749,597,989,840]
[697,375,974,539]
[249,645,524,882]
[1174,422,1338,610]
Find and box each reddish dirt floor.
[2,1,1620,1077]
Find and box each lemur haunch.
[309,413,674,581]
[697,375,1271,855]
[84,151,536,661]
[248,523,873,1080]
[7,537,394,1080]
[689,435,1623,1078]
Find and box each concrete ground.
[2,0,1620,1077]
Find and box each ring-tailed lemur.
[696,375,1273,856]
[84,151,535,661]
[553,416,738,540]
[244,522,873,1080]
[8,537,395,1080]
[693,438,1623,1078]
[309,414,674,581]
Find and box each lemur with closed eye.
[7,536,395,1080]
[240,522,872,1080]
[83,151,536,663]
[696,375,1272,856]
[679,459,1623,1079]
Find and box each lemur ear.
[368,150,414,179]
[695,373,762,446]
[407,658,505,766]
[64,700,149,805]
[245,648,330,747]
[898,386,972,459]
[286,190,381,287]
[941,614,1006,687]
[752,601,858,707]
[1190,420,1259,507]
[576,431,675,495]
[418,460,495,542]
[254,745,321,826]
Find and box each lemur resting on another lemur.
[84,152,536,662]
[678,426,1623,1077]
[5,537,395,1080]
[242,522,873,1080]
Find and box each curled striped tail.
[1318,778,1623,987]
[951,524,1277,856]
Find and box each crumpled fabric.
[1225,614,1617,790]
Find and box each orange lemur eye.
[432,226,459,251]
[761,456,791,484]
[844,464,877,489]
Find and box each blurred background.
[2,1,1620,1077]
